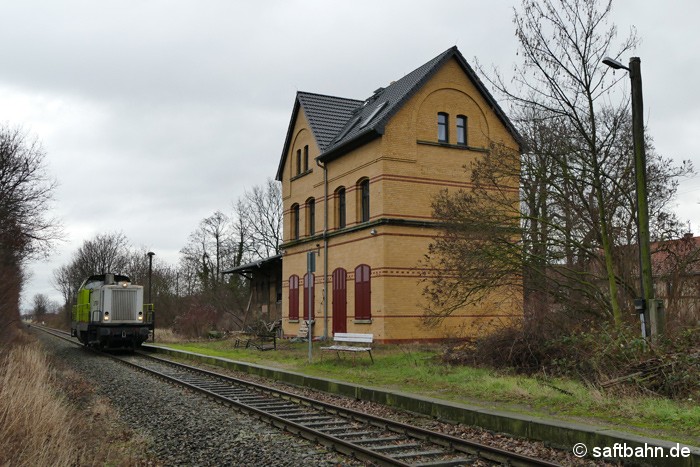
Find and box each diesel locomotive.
[71,273,154,349]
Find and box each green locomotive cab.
[71,273,154,349]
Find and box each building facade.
[276,47,521,343]
[223,254,283,325]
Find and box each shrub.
[443,320,699,400]
[173,301,219,338]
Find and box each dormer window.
[456,115,467,145]
[438,112,448,143]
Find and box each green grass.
[159,339,700,445]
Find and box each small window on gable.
[291,204,300,240]
[295,149,301,175]
[457,115,467,146]
[306,198,315,236]
[438,112,449,143]
[303,145,309,172]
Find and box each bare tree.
[52,232,132,311]
[423,0,694,327]
[71,232,131,279]
[234,178,283,261]
[0,125,61,339]
[32,293,50,322]
[507,0,637,324]
[180,225,215,292]
[0,125,61,262]
[202,210,232,282]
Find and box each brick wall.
[280,57,521,342]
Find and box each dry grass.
[0,342,153,466]
[0,344,84,466]
[152,327,183,343]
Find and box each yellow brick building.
[275,47,521,343]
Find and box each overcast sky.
[2,0,698,309]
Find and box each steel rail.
[122,352,560,466]
[34,326,561,467]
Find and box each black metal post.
[147,251,155,341]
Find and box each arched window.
[358,179,370,223]
[438,112,449,143]
[303,145,309,172]
[456,115,467,145]
[354,264,371,320]
[303,272,315,320]
[306,198,315,236]
[291,204,300,240]
[335,187,346,229]
[288,275,299,320]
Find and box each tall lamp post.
[602,56,662,338]
[147,251,155,341]
[147,251,155,304]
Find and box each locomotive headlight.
[138,311,143,321]
[103,311,110,321]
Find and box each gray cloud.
[1,0,696,308]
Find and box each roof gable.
[276,46,520,180]
[276,92,363,180]
[299,92,363,150]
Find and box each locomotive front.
[71,273,153,349]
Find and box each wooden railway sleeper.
[352,436,405,444]
[332,430,385,439]
[391,449,450,459]
[284,415,337,423]
[303,420,349,428]
[268,409,312,417]
[414,460,475,467]
[372,443,423,452]
[247,400,292,406]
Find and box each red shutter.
[354,265,371,320]
[332,268,347,333]
[288,275,299,320]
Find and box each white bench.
[320,332,374,364]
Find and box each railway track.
[36,326,561,467]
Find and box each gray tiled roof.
[321,47,455,159]
[275,46,519,180]
[297,92,363,151]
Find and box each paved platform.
[143,344,699,467]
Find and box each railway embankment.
[144,343,700,467]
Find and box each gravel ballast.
[34,330,360,466]
[152,349,614,466]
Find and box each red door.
[332,268,347,334]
